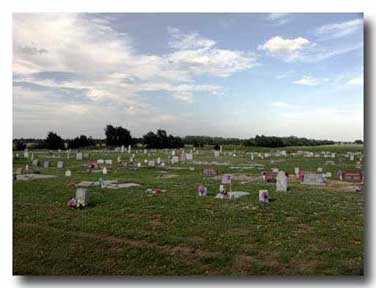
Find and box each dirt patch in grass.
[18,223,220,265]
[288,257,321,274]
[324,180,360,193]
[286,216,298,222]
[158,174,178,179]
[232,254,254,273]
[297,223,313,233]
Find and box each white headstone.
[102,167,107,174]
[317,167,323,173]
[294,167,300,176]
[76,152,83,160]
[75,188,88,206]
[171,156,179,164]
[214,151,220,158]
[65,170,71,177]
[276,171,288,192]
[259,190,269,202]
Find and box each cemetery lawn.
[13,145,364,276]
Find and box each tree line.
[13,124,362,150]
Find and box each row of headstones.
[276,170,327,190]
[269,167,332,178]
[32,159,65,169]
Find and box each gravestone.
[185,153,193,161]
[157,157,161,164]
[222,174,232,184]
[43,160,50,168]
[97,159,104,164]
[137,162,141,167]
[83,153,89,159]
[76,152,83,160]
[75,188,88,206]
[294,167,299,176]
[276,171,288,192]
[323,172,332,178]
[148,160,155,167]
[259,190,269,203]
[65,170,71,177]
[317,167,323,173]
[272,167,279,173]
[102,167,107,174]
[349,154,355,161]
[117,156,121,163]
[302,173,326,185]
[15,167,23,175]
[32,159,39,167]
[105,159,113,165]
[57,161,64,169]
[197,184,208,196]
[171,156,179,164]
[24,151,29,158]
[214,151,220,158]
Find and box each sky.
[13,13,364,141]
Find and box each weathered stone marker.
[276,171,288,192]
[259,190,269,202]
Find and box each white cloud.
[267,13,290,25]
[347,75,363,86]
[168,27,216,50]
[258,36,311,60]
[271,101,291,108]
[316,18,363,39]
[167,28,257,78]
[293,76,320,86]
[13,14,257,122]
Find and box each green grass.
[13,145,364,275]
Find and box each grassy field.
[13,145,364,276]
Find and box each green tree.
[104,125,133,147]
[45,132,65,150]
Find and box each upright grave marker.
[276,171,288,192]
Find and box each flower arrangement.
[67,198,86,208]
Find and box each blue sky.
[13,13,363,141]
